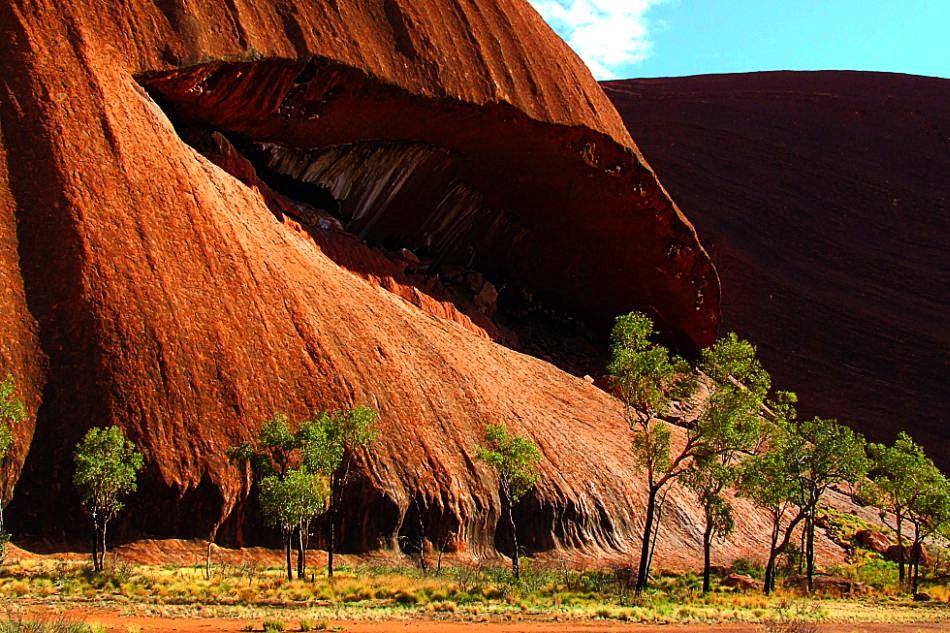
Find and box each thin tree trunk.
[299,520,310,580]
[805,514,815,593]
[328,464,348,580]
[798,523,806,574]
[416,497,428,576]
[702,512,713,593]
[646,491,667,586]
[502,482,520,580]
[763,513,780,594]
[99,521,108,572]
[768,509,806,594]
[296,526,304,579]
[635,487,657,594]
[911,537,922,594]
[764,519,780,595]
[327,496,336,580]
[285,532,293,581]
[91,519,100,572]
[896,516,905,589]
[0,501,5,564]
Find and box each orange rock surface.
[0,0,848,569]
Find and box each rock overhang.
[138,56,720,351]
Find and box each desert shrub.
[825,557,898,590]
[757,601,823,633]
[262,620,286,633]
[0,615,95,633]
[732,557,765,579]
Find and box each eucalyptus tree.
[869,436,950,593]
[867,432,937,588]
[73,426,144,571]
[610,313,773,594]
[0,375,27,562]
[795,417,869,591]
[608,312,695,593]
[476,422,542,580]
[259,467,329,580]
[686,333,771,593]
[906,469,950,594]
[230,413,308,577]
[739,411,805,594]
[297,405,378,579]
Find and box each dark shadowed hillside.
[604,71,949,468]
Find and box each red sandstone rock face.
[604,71,950,470]
[0,0,855,570]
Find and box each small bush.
[732,558,765,579]
[262,620,286,633]
[0,615,95,633]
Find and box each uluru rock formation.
[0,0,861,569]
[604,71,950,469]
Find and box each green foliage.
[697,333,768,453]
[258,468,329,536]
[72,426,143,523]
[607,312,693,418]
[476,423,541,503]
[739,423,801,514]
[297,406,379,478]
[731,557,764,579]
[686,333,770,550]
[229,413,299,478]
[797,417,869,498]
[0,375,27,560]
[866,432,941,531]
[907,468,950,542]
[685,456,735,540]
[0,375,27,467]
[744,416,869,514]
[700,332,770,399]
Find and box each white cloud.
[528,0,663,79]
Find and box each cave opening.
[141,68,612,380]
[136,56,718,381]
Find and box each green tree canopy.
[867,432,949,591]
[297,405,379,477]
[609,315,772,593]
[228,413,299,479]
[73,426,144,571]
[477,422,542,579]
[258,466,330,581]
[295,405,379,579]
[685,332,770,592]
[0,375,28,562]
[477,423,542,503]
[607,312,694,420]
[0,375,27,467]
[743,416,869,592]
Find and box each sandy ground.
[10,606,947,633]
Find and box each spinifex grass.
[0,557,946,625]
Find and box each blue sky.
[527,1,950,80]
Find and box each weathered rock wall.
[604,71,950,469]
[0,0,834,570]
